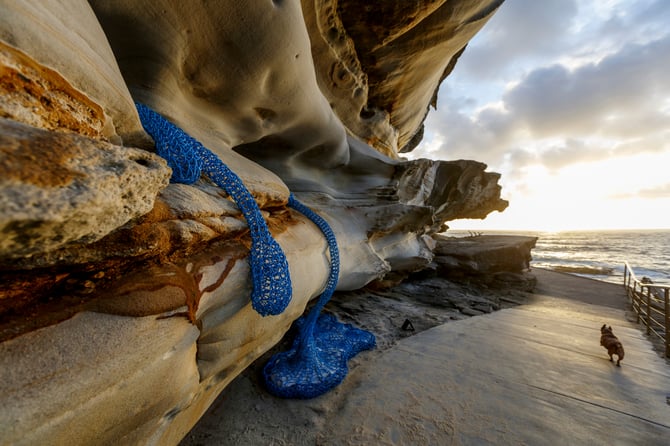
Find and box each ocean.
[443,229,670,286]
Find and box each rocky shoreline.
[181,234,538,445]
[0,3,511,444]
[326,234,537,350]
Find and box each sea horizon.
[442,228,670,287]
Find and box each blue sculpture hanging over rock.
[136,103,291,317]
[136,103,375,398]
[263,195,376,399]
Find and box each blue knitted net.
[135,103,375,398]
[263,195,376,399]
[136,103,290,316]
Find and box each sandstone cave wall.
[0,1,507,444]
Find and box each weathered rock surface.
[330,234,538,349]
[0,0,149,146]
[0,219,334,446]
[0,1,509,445]
[0,118,170,259]
[302,0,505,155]
[0,41,111,141]
[433,234,538,278]
[182,234,537,445]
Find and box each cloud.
[537,139,610,170]
[412,1,670,212]
[630,0,670,41]
[503,34,670,139]
[613,182,670,199]
[420,100,515,165]
[419,30,670,169]
[637,183,670,198]
[458,0,579,80]
[412,0,670,229]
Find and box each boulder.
[432,234,538,288]
[0,119,170,260]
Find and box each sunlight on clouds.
[419,133,445,155]
[448,192,670,232]
[661,97,670,115]
[448,152,670,231]
[564,152,670,197]
[417,0,670,231]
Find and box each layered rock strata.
[0,1,507,444]
[432,234,538,285]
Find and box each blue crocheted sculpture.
[135,103,375,398]
[263,195,376,399]
[135,103,291,316]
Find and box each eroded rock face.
[0,0,150,146]
[431,234,538,289]
[0,1,508,444]
[0,119,170,259]
[302,0,505,155]
[0,41,111,140]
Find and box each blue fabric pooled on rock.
[263,195,376,399]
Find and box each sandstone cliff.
[0,1,507,444]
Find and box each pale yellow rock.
[0,2,509,446]
[90,0,346,200]
[0,0,146,146]
[0,216,333,446]
[0,312,200,446]
[0,118,171,258]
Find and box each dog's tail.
[616,342,625,360]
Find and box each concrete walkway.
[181,270,670,445]
[315,270,670,445]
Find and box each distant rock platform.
[432,234,537,282]
[327,234,538,350]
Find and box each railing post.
[634,282,640,323]
[645,286,652,335]
[624,264,628,289]
[665,288,669,358]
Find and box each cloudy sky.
[409,0,670,231]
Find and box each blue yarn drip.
[262,194,376,399]
[135,103,291,316]
[135,103,375,398]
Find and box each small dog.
[600,324,624,366]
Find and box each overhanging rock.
[0,1,508,444]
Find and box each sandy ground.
[180,268,669,445]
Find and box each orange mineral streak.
[0,41,108,140]
[91,242,248,324]
[0,118,85,188]
[0,203,301,342]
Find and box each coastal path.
[181,268,670,445]
[309,268,670,445]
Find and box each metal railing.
[623,262,670,357]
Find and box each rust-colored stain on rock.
[0,41,108,140]
[0,201,301,341]
[0,119,85,188]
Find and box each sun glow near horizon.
[444,152,670,233]
[446,196,670,233]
